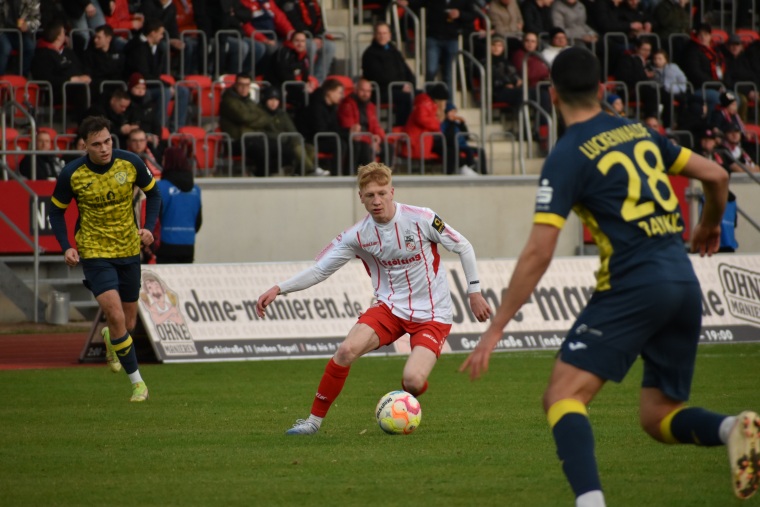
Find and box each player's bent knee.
[402,372,427,395]
[334,343,363,365]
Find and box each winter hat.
[128,73,146,90]
[720,92,737,108]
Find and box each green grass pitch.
[1,344,759,506]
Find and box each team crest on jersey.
[404,232,416,252]
[114,171,127,185]
[432,214,446,233]
[536,178,553,205]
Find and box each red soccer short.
[357,302,452,357]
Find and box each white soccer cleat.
[727,410,760,499]
[285,418,320,435]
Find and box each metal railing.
[419,131,446,175]
[518,100,554,175]
[386,1,422,81]
[349,131,378,174]
[0,29,23,75]
[603,32,628,79]
[278,132,307,176]
[488,131,517,175]
[314,132,343,175]
[450,50,486,142]
[180,29,209,78]
[384,131,411,174]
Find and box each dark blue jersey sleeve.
[533,141,588,229]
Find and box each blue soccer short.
[81,255,142,302]
[558,281,702,401]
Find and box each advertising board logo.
[718,264,760,326]
[139,270,198,356]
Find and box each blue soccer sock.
[110,332,140,375]
[548,399,603,499]
[660,407,728,446]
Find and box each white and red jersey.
[278,203,482,324]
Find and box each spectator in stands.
[511,32,553,116]
[30,20,92,114]
[106,0,144,41]
[652,48,687,127]
[402,82,448,163]
[127,72,163,150]
[278,0,335,83]
[19,130,64,180]
[680,23,725,116]
[585,0,629,38]
[617,0,652,40]
[62,134,86,164]
[154,144,202,263]
[486,37,523,111]
[551,0,597,46]
[653,0,690,44]
[65,0,109,51]
[616,38,657,118]
[174,0,199,70]
[231,0,294,77]
[266,31,313,108]
[141,0,197,76]
[85,88,139,147]
[512,32,550,87]
[297,78,346,175]
[123,18,190,130]
[436,102,484,176]
[83,24,125,103]
[338,78,385,167]
[255,85,320,176]
[361,21,416,127]
[541,27,569,66]
[720,123,758,172]
[127,128,163,178]
[710,92,744,135]
[606,93,626,115]
[522,0,555,36]
[187,0,244,76]
[643,115,666,134]
[411,0,476,97]
[219,74,323,176]
[488,0,524,39]
[0,0,40,77]
[722,34,759,120]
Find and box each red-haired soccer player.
[256,162,492,434]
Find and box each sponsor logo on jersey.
[404,232,416,252]
[114,171,127,185]
[380,253,422,267]
[432,214,446,233]
[536,179,553,205]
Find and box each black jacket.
[266,42,311,87]
[522,0,554,35]
[30,44,85,103]
[83,44,125,97]
[140,0,181,39]
[297,87,345,144]
[123,36,166,81]
[583,0,629,35]
[361,40,415,98]
[409,0,477,40]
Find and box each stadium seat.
[0,75,38,119]
[745,124,760,143]
[182,74,213,119]
[735,29,760,47]
[711,29,729,47]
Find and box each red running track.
[0,333,94,370]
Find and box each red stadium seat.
[735,29,760,47]
[711,29,729,47]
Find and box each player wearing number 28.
[257,162,492,435]
[461,47,760,506]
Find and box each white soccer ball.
[375,390,422,435]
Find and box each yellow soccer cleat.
[130,382,149,402]
[101,327,122,373]
[728,410,760,500]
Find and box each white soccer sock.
[576,490,606,507]
[719,416,737,444]
[307,414,323,427]
[128,370,144,384]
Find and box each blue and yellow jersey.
[51,149,156,259]
[535,113,695,292]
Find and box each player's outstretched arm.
[256,285,281,318]
[459,224,560,380]
[679,152,729,257]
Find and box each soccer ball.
[375,390,422,435]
